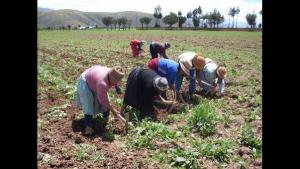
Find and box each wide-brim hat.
[216,66,227,79]
[108,66,125,84]
[179,61,191,77]
[192,54,205,70]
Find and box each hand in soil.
[167,101,177,114]
[177,93,186,103]
[217,92,225,97]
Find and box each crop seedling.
[188,102,220,136]
[91,152,105,162]
[255,96,262,106]
[168,146,200,168]
[223,112,233,128]
[152,149,168,163]
[37,119,45,130]
[38,30,262,168]
[192,139,233,163]
[245,110,257,122]
[75,148,87,161]
[74,143,97,161]
[240,123,262,151]
[42,153,54,164]
[127,107,142,124]
[126,120,178,149]
[102,128,115,142]
[61,147,69,158]
[46,103,70,119]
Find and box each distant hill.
[37,7,252,28]
[38,7,53,15]
[38,8,157,28]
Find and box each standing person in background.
[75,65,126,135]
[149,41,171,59]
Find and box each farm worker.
[198,58,227,96]
[149,41,171,59]
[114,85,122,94]
[147,58,190,101]
[76,65,125,135]
[174,52,205,99]
[130,39,146,58]
[120,67,174,119]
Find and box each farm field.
[38,29,262,169]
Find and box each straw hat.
[154,77,168,92]
[179,53,205,77]
[216,66,227,79]
[192,54,205,70]
[108,66,125,85]
[179,62,190,78]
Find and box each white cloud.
[38,0,262,25]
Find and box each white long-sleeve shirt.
[201,60,225,93]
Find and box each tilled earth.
[38,30,262,168]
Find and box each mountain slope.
[38,8,156,28]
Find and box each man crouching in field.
[120,67,176,121]
[75,65,126,135]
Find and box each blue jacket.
[157,58,179,87]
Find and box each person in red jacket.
[130,39,146,59]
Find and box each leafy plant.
[188,102,220,136]
[192,139,233,163]
[181,125,191,137]
[231,67,237,76]
[245,110,257,122]
[255,96,262,106]
[152,149,168,163]
[240,123,262,150]
[74,143,97,161]
[38,64,76,100]
[127,107,141,124]
[75,148,88,161]
[126,120,178,149]
[37,119,45,130]
[182,93,200,105]
[223,113,233,127]
[115,97,123,107]
[168,146,200,168]
[42,153,53,164]
[91,152,105,162]
[237,95,246,103]
[46,103,70,119]
[102,129,115,142]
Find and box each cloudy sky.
[38,0,262,25]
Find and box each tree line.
[43,5,262,30]
[101,5,261,30]
[102,17,133,30]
